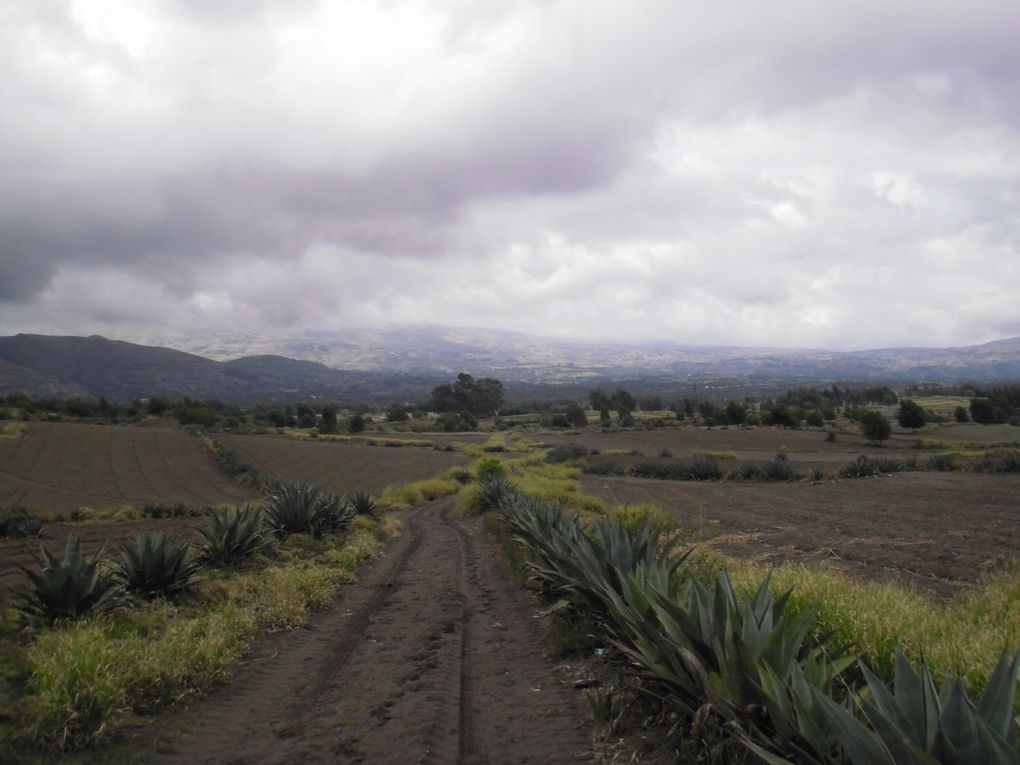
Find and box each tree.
[349,413,366,433]
[563,403,588,428]
[611,389,636,414]
[429,373,504,416]
[725,401,747,426]
[319,404,338,434]
[969,397,1008,425]
[896,399,926,430]
[589,389,612,411]
[954,406,969,423]
[386,404,410,422]
[860,410,891,444]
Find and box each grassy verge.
[0,515,400,755]
[488,451,1019,695]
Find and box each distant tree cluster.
[429,373,505,417]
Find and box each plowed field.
[218,434,469,494]
[581,472,1020,597]
[0,422,256,513]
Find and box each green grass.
[377,477,460,510]
[2,516,399,754]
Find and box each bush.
[17,535,122,623]
[1,503,44,538]
[896,399,927,429]
[141,502,203,519]
[631,458,722,481]
[546,443,589,464]
[840,455,909,478]
[927,453,958,472]
[583,461,626,476]
[860,410,892,443]
[759,452,799,481]
[119,532,203,600]
[476,457,506,479]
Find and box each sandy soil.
[104,497,593,765]
[581,472,1020,597]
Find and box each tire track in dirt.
[120,497,591,765]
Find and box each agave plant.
[119,532,203,599]
[17,534,122,622]
[264,483,353,537]
[802,650,1020,765]
[315,490,356,535]
[347,490,380,518]
[199,505,266,567]
[602,570,854,735]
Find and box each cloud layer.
[2,0,1018,349]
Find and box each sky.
[1,0,1019,351]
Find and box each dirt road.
[117,497,592,764]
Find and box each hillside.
[2,330,1019,402]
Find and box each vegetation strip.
[462,445,1019,763]
[1,489,399,755]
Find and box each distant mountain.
[0,335,438,401]
[126,327,1020,384]
[2,329,1019,402]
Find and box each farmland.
[580,471,1019,597]
[0,421,257,513]
[0,416,1017,762]
[216,432,470,494]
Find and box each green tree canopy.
[897,399,926,429]
[429,373,504,417]
[860,410,892,443]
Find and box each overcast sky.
[1,0,1018,350]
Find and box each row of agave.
[490,480,1020,764]
[17,484,379,624]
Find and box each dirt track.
[113,497,592,765]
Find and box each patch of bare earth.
[581,472,1020,597]
[106,497,592,765]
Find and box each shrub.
[17,535,122,623]
[584,461,626,476]
[688,457,722,480]
[927,453,958,472]
[476,458,506,479]
[730,462,762,480]
[119,532,203,600]
[760,452,799,481]
[141,502,203,519]
[199,506,267,567]
[1,503,44,538]
[840,455,909,478]
[546,443,589,464]
[860,410,892,444]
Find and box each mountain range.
[1,328,1019,402]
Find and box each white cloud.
[0,0,1018,350]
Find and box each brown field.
[0,421,257,513]
[581,471,1020,597]
[930,423,1020,443]
[217,433,469,494]
[538,425,933,475]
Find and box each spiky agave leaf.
[119,531,203,599]
[17,534,122,622]
[199,505,266,567]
